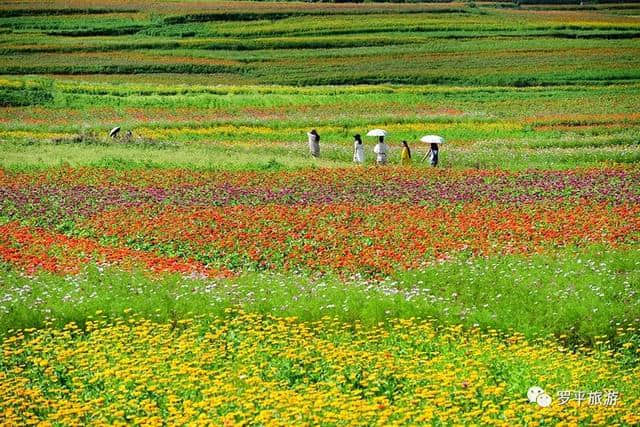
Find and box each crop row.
[1,167,638,275]
[1,311,638,425]
[3,201,638,276]
[2,47,639,87]
[2,5,639,87]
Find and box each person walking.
[307,129,320,158]
[400,140,412,165]
[373,135,389,165]
[424,142,439,167]
[353,134,365,164]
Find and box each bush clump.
[0,79,54,107]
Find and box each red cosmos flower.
[71,200,640,276]
[0,223,231,278]
[3,167,639,277]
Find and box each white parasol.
[420,135,444,144]
[366,129,387,137]
[109,126,121,138]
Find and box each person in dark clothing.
[424,142,439,166]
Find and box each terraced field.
[1,1,639,425]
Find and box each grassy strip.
[0,64,241,75]
[1,246,638,348]
[0,8,139,18]
[1,140,638,171]
[160,8,469,25]
[3,65,639,86]
[4,32,640,55]
[0,143,349,172]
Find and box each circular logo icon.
[537,393,552,408]
[528,386,544,403]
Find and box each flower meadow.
[2,0,640,172]
[1,167,639,276]
[2,1,640,424]
[1,165,640,423]
[2,312,639,426]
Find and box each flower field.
[2,1,640,425]
[1,0,640,172]
[2,312,639,425]
[1,165,639,424]
[2,167,639,276]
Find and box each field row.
[2,4,639,38]
[2,245,639,344]
[1,311,638,425]
[1,77,639,170]
[2,46,639,86]
[3,202,638,276]
[1,3,639,85]
[4,141,640,172]
[2,167,638,275]
[4,79,640,122]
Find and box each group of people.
[307,130,439,166]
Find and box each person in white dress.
[373,136,389,165]
[353,134,365,164]
[307,129,320,157]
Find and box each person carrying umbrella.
[307,129,320,158]
[109,126,121,138]
[367,129,389,165]
[374,136,390,165]
[420,135,444,167]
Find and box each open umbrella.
[420,134,444,144]
[420,134,444,164]
[109,126,121,138]
[366,129,387,137]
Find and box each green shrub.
[0,80,53,106]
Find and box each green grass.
[0,142,351,171]
[1,78,638,171]
[2,140,639,171]
[2,245,638,349]
[1,2,639,171]
[1,5,640,85]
